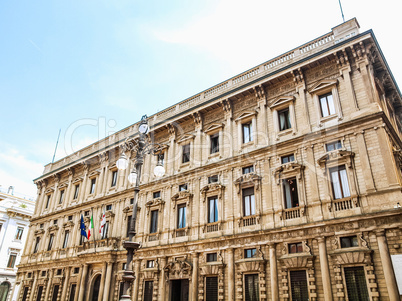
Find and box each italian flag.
[88,214,94,239]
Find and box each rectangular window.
[340,236,358,248]
[22,287,29,301]
[122,263,126,270]
[208,175,219,184]
[45,195,51,209]
[326,140,342,152]
[208,197,218,223]
[51,285,59,301]
[56,269,62,275]
[7,253,17,268]
[126,215,132,237]
[344,266,369,301]
[106,204,112,211]
[330,165,351,199]
[47,234,54,251]
[90,178,96,194]
[74,267,79,274]
[118,282,124,300]
[84,211,89,216]
[206,253,217,262]
[143,281,154,301]
[288,242,303,254]
[244,248,257,258]
[242,187,255,216]
[146,260,155,268]
[177,204,186,229]
[68,215,73,221]
[130,198,134,204]
[111,171,118,187]
[242,165,254,174]
[153,191,161,198]
[63,230,69,249]
[244,274,259,301]
[182,144,190,163]
[69,284,76,301]
[278,108,291,131]
[41,271,46,277]
[290,270,309,301]
[33,237,40,253]
[73,185,80,199]
[102,221,109,239]
[210,133,219,154]
[35,286,43,301]
[40,223,44,228]
[150,210,158,234]
[205,277,218,301]
[281,154,295,164]
[242,122,253,143]
[15,227,24,240]
[59,190,65,204]
[53,219,58,225]
[283,177,299,209]
[179,184,188,191]
[319,93,336,117]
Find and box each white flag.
[100,209,106,238]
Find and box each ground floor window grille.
[69,284,76,301]
[290,270,309,301]
[35,286,43,301]
[205,277,218,301]
[21,287,29,301]
[344,266,369,301]
[51,285,59,301]
[244,274,259,301]
[143,281,154,301]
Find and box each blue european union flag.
[80,214,87,238]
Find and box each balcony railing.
[206,222,219,232]
[284,207,300,220]
[333,197,358,211]
[241,216,256,227]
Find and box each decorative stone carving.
[163,259,192,281]
[234,173,261,194]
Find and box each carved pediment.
[88,169,101,178]
[235,110,257,122]
[72,177,83,184]
[164,259,192,280]
[234,173,262,194]
[308,79,338,94]
[171,191,193,201]
[145,198,165,210]
[329,249,372,265]
[317,150,354,168]
[48,225,59,232]
[63,221,74,228]
[34,229,45,235]
[200,183,225,201]
[235,259,266,273]
[105,210,115,218]
[274,163,304,183]
[199,263,225,275]
[204,123,224,134]
[177,134,195,144]
[45,187,55,194]
[59,182,68,189]
[269,95,295,109]
[279,254,315,269]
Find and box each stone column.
[60,267,71,301]
[376,230,400,301]
[133,260,141,301]
[77,264,88,301]
[159,257,167,300]
[28,271,38,301]
[192,253,199,301]
[102,262,114,301]
[317,237,333,301]
[79,167,89,201]
[98,262,107,301]
[44,269,54,301]
[227,248,235,301]
[269,243,279,301]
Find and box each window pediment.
[123,205,141,214]
[72,177,83,184]
[163,259,192,279]
[278,254,314,269]
[63,221,74,228]
[171,191,193,201]
[274,162,304,183]
[48,225,59,232]
[317,150,354,169]
[45,188,54,194]
[88,170,101,178]
[308,79,338,94]
[204,123,224,134]
[235,110,257,122]
[145,198,165,211]
[234,173,261,193]
[329,249,372,265]
[177,134,195,144]
[59,182,68,189]
[269,95,295,109]
[200,183,225,202]
[34,229,45,235]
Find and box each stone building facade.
[17,19,402,301]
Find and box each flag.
[80,214,87,238]
[100,209,106,238]
[88,214,94,239]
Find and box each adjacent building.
[0,188,35,301]
[17,18,402,301]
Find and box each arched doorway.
[91,275,101,301]
[0,282,10,301]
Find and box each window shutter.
[344,266,369,301]
[290,270,309,301]
[205,277,218,301]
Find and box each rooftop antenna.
[52,128,61,163]
[338,0,345,23]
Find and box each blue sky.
[1,0,401,198]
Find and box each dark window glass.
[22,287,29,301]
[330,165,351,199]
[242,187,255,216]
[179,184,187,191]
[102,222,109,239]
[68,284,76,301]
[63,230,69,249]
[122,263,126,270]
[47,234,54,251]
[35,286,43,301]
[118,282,124,299]
[15,227,24,240]
[73,185,80,199]
[33,237,40,253]
[244,248,257,258]
[59,190,65,204]
[206,253,217,262]
[281,154,295,164]
[344,266,369,301]
[130,198,134,204]
[208,197,218,223]
[208,175,219,184]
[242,165,254,174]
[278,108,291,131]
[146,260,154,268]
[111,171,118,187]
[177,205,186,229]
[244,274,259,301]
[41,271,46,276]
[56,269,62,275]
[210,133,219,154]
[205,277,218,301]
[290,270,309,301]
[242,122,253,143]
[283,177,299,209]
[319,93,336,117]
[68,215,73,221]
[106,204,112,211]
[126,215,132,237]
[153,191,160,198]
[45,195,51,209]
[74,267,79,274]
[326,140,342,152]
[288,242,303,254]
[53,219,58,225]
[340,236,358,248]
[7,253,17,268]
[90,178,96,194]
[143,281,154,301]
[182,144,190,163]
[84,211,89,216]
[150,210,158,234]
[51,285,59,301]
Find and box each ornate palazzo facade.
[17,19,402,301]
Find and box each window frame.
[282,177,299,209]
[242,122,253,144]
[73,184,80,200]
[58,189,65,204]
[182,143,191,164]
[242,165,254,174]
[89,178,96,195]
[110,170,118,187]
[47,233,54,251]
[319,92,336,118]
[15,227,24,240]
[244,248,257,259]
[278,107,292,131]
[177,204,187,229]
[329,165,351,200]
[207,196,219,224]
[7,253,17,268]
[326,140,343,152]
[242,187,256,217]
[149,210,158,234]
[210,132,219,154]
[281,154,295,164]
[62,230,69,249]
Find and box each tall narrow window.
[278,108,291,131]
[59,190,65,204]
[73,185,80,199]
[283,177,299,209]
[205,277,218,301]
[47,234,54,251]
[330,165,350,199]
[69,284,76,301]
[22,287,29,301]
[143,281,154,301]
[45,195,51,209]
[15,227,24,240]
[344,266,369,301]
[102,222,109,239]
[90,178,96,194]
[177,204,186,229]
[33,237,40,253]
[7,253,17,268]
[244,274,259,301]
[182,144,190,163]
[150,210,158,234]
[126,215,132,237]
[242,187,255,216]
[51,285,59,301]
[35,286,43,301]
[319,93,336,117]
[290,270,309,301]
[118,282,124,300]
[111,171,118,187]
[208,197,218,223]
[242,122,253,143]
[210,133,219,154]
[63,230,69,249]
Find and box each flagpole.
[91,207,97,253]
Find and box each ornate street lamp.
[117,115,165,301]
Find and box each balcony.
[240,215,257,227]
[77,237,119,254]
[284,207,300,220]
[333,197,359,211]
